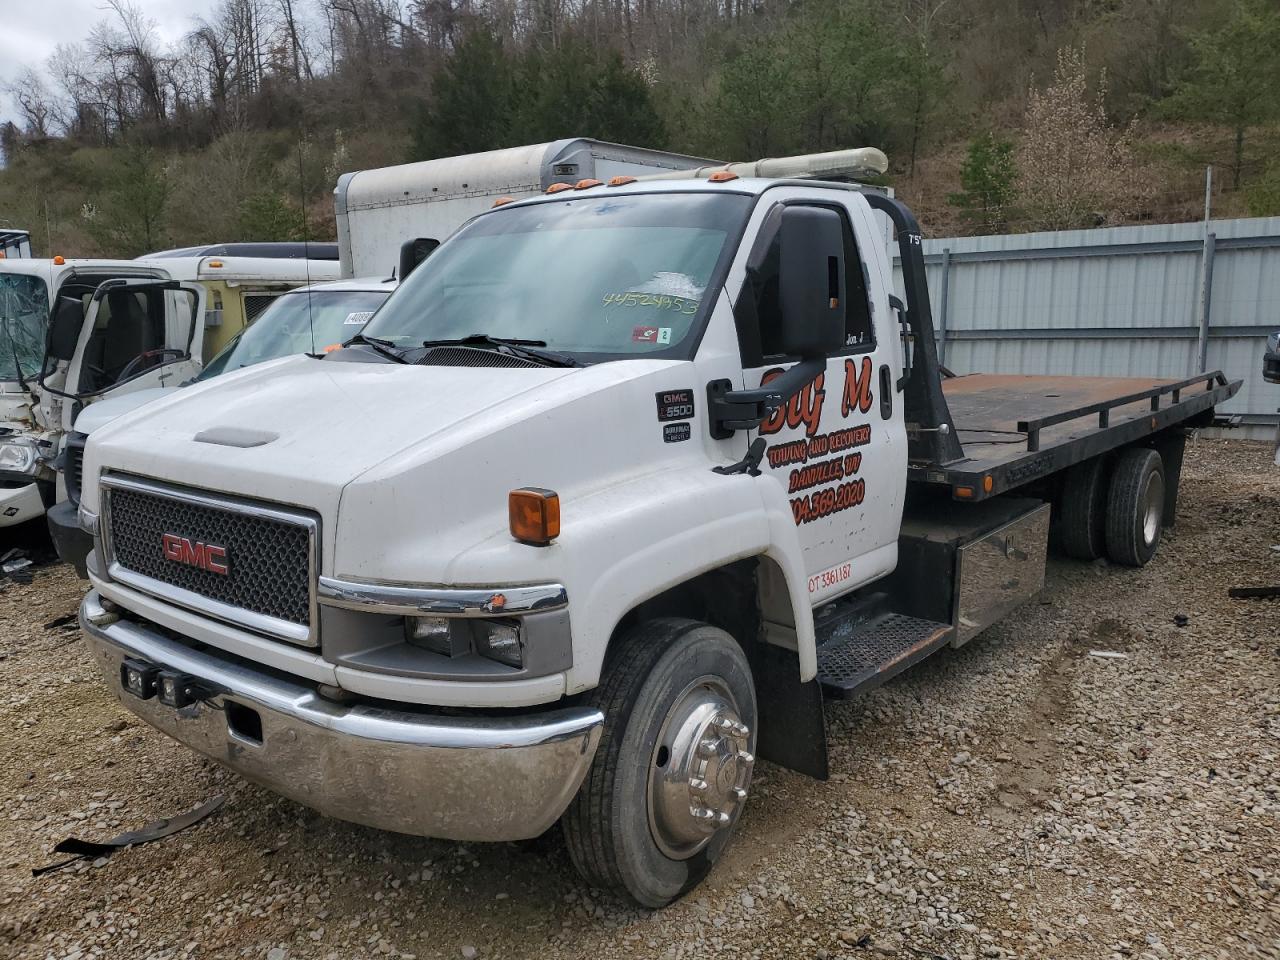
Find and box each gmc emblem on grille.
[162,533,229,575]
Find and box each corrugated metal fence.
[893,216,1280,438]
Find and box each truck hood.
[73,387,174,435]
[84,350,725,582]
[83,354,583,517]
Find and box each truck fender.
[565,470,783,693]
[753,474,818,681]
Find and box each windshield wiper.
[346,333,410,364]
[420,334,582,368]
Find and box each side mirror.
[709,206,848,441]
[398,237,440,282]
[47,296,84,362]
[776,205,846,359]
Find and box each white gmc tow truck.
[75,149,1239,907]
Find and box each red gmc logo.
[162,533,229,575]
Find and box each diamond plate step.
[816,612,953,699]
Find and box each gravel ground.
[1,437,1277,960]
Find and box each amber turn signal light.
[509,488,560,546]
[546,182,573,194]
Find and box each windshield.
[362,192,750,358]
[198,288,390,381]
[0,273,49,382]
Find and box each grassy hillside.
[3,0,1278,257]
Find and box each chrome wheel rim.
[646,676,754,860]
[1142,471,1165,546]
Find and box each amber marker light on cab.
[509,488,560,546]
[546,183,573,194]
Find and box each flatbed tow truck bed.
[909,370,1240,500]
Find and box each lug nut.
[731,787,748,800]
[689,777,709,793]
[737,751,755,765]
[698,738,719,757]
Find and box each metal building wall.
[893,216,1280,437]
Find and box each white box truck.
[76,148,1237,907]
[333,140,719,279]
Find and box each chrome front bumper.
[80,591,603,841]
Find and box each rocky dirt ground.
[0,438,1277,960]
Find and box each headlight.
[405,616,524,669]
[0,441,37,475]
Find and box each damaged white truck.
[75,148,1239,906]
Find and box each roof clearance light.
[608,176,637,187]
[53,255,66,265]
[509,487,560,547]
[574,179,604,190]
[492,196,517,207]
[546,183,573,194]
[708,170,740,182]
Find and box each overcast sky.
[1,1,211,126]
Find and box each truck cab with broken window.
[73,148,1239,907]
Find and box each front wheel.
[562,618,757,907]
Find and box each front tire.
[562,618,757,907]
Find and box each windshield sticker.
[604,292,699,315]
[633,325,659,343]
[656,389,695,422]
[657,327,672,345]
[634,272,704,300]
[663,422,692,443]
[344,311,375,326]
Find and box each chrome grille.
[102,475,317,645]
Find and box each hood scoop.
[193,426,279,448]
[416,346,544,369]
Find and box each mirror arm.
[708,357,826,439]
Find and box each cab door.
[60,279,205,431]
[736,190,908,604]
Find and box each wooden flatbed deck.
[908,371,1240,500]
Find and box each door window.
[78,286,195,393]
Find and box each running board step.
[816,612,953,699]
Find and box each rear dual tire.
[1104,447,1165,568]
[1060,447,1166,568]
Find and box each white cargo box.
[333,139,718,279]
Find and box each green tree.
[83,146,171,255]
[238,192,305,241]
[515,38,665,148]
[948,134,1017,232]
[408,27,515,161]
[784,0,907,154]
[710,37,792,159]
[1162,0,1280,189]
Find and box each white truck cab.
[0,254,338,530]
[75,151,1238,906]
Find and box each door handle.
[878,364,892,419]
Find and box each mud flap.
[749,641,829,780]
